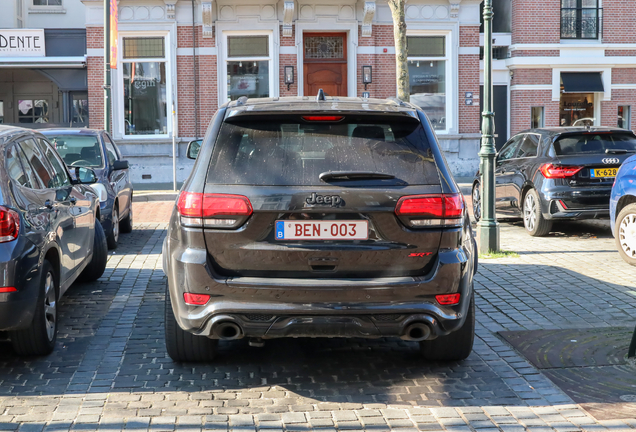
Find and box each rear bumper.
[0,239,42,331]
[162,232,476,340]
[539,184,610,220]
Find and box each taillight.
[302,116,344,122]
[183,293,210,305]
[540,164,583,179]
[395,194,464,227]
[177,192,253,228]
[435,293,461,305]
[0,207,19,242]
[0,287,17,293]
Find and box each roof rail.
[316,88,326,101]
[236,96,248,106]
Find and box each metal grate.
[244,314,275,322]
[561,4,602,40]
[373,315,402,322]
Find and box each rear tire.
[165,285,218,362]
[615,203,636,266]
[10,261,57,356]
[522,189,552,237]
[106,205,119,250]
[78,220,108,283]
[420,293,475,361]
[120,201,133,234]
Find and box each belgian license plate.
[275,220,368,240]
[591,168,618,178]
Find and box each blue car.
[610,153,636,265]
[41,129,133,249]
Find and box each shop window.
[17,100,49,124]
[531,107,545,129]
[71,92,88,126]
[561,0,602,40]
[122,37,168,136]
[407,36,448,132]
[226,35,271,101]
[33,0,61,5]
[560,93,594,126]
[618,106,631,130]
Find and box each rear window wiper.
[605,149,636,154]
[319,171,396,182]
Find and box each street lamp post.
[104,0,111,133]
[478,0,500,253]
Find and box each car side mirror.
[187,139,203,160]
[112,159,129,170]
[72,167,98,184]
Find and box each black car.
[41,129,133,249]
[0,126,108,356]
[472,127,636,236]
[163,95,477,362]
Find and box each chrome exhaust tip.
[213,322,243,340]
[401,323,432,341]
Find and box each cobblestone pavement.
[0,201,635,431]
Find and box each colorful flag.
[110,0,118,69]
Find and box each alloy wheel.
[112,207,119,243]
[43,272,56,342]
[524,193,537,232]
[472,185,481,220]
[619,213,636,258]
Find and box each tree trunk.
[388,0,409,102]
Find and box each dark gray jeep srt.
[162,94,477,362]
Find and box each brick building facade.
[504,0,636,140]
[81,0,483,184]
[77,0,636,184]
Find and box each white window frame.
[115,31,173,140]
[406,30,454,134]
[29,0,65,13]
[219,30,275,106]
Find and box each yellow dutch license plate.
[591,168,618,178]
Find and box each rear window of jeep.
[206,115,440,186]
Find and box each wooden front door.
[303,33,347,97]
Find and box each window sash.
[222,33,273,104]
[406,34,450,133]
[123,37,166,60]
[560,0,601,39]
[407,36,445,58]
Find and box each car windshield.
[206,116,439,186]
[553,133,636,155]
[46,135,103,168]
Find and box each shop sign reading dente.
[0,29,45,57]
